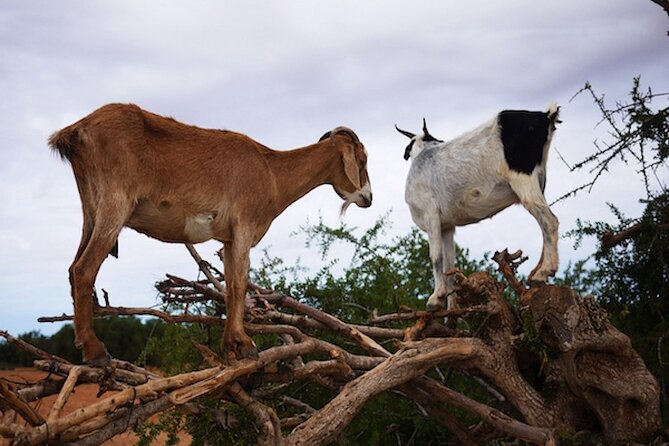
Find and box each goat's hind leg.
[438,226,461,329]
[508,173,559,283]
[441,226,457,310]
[69,197,130,364]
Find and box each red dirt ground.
[0,368,191,445]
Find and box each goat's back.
[48,103,277,220]
[405,111,555,227]
[50,103,270,179]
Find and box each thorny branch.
[553,79,669,204]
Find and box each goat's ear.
[342,146,362,190]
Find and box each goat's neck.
[265,141,338,215]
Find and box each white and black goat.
[397,104,561,311]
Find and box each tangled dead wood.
[0,246,662,445]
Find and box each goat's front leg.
[509,173,559,283]
[222,240,258,361]
[528,203,559,282]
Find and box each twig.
[492,249,527,295]
[0,380,45,426]
[228,383,283,446]
[47,365,83,422]
[601,222,669,249]
[39,306,225,327]
[17,379,65,403]
[278,397,317,429]
[369,304,491,325]
[411,377,556,446]
[185,244,227,295]
[398,381,479,446]
[191,343,285,445]
[33,360,148,387]
[258,309,405,339]
[64,396,174,446]
[21,366,224,445]
[280,396,316,414]
[261,293,391,358]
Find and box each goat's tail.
[48,123,86,161]
[546,102,561,126]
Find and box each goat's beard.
[340,199,353,218]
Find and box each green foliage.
[134,401,261,446]
[143,322,214,375]
[341,391,453,445]
[185,401,258,446]
[95,317,167,364]
[0,317,166,368]
[0,331,49,368]
[568,193,669,387]
[551,259,601,297]
[557,76,669,202]
[134,409,183,446]
[253,212,494,325]
[515,309,557,373]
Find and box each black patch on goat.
[499,110,550,175]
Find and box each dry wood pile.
[0,247,662,445]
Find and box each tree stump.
[527,285,661,443]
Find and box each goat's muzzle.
[360,193,372,208]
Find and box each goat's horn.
[422,118,433,139]
[395,125,415,139]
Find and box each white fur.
[403,105,560,310]
[341,180,372,217]
[184,213,216,243]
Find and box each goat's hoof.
[426,294,447,311]
[426,302,443,311]
[528,279,547,288]
[83,341,111,367]
[239,344,259,360]
[86,351,112,368]
[225,336,259,362]
[444,317,458,329]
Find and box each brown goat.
[49,103,372,364]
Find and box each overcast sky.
[1,1,667,337]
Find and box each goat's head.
[319,127,372,216]
[396,118,443,160]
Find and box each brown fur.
[49,103,372,362]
